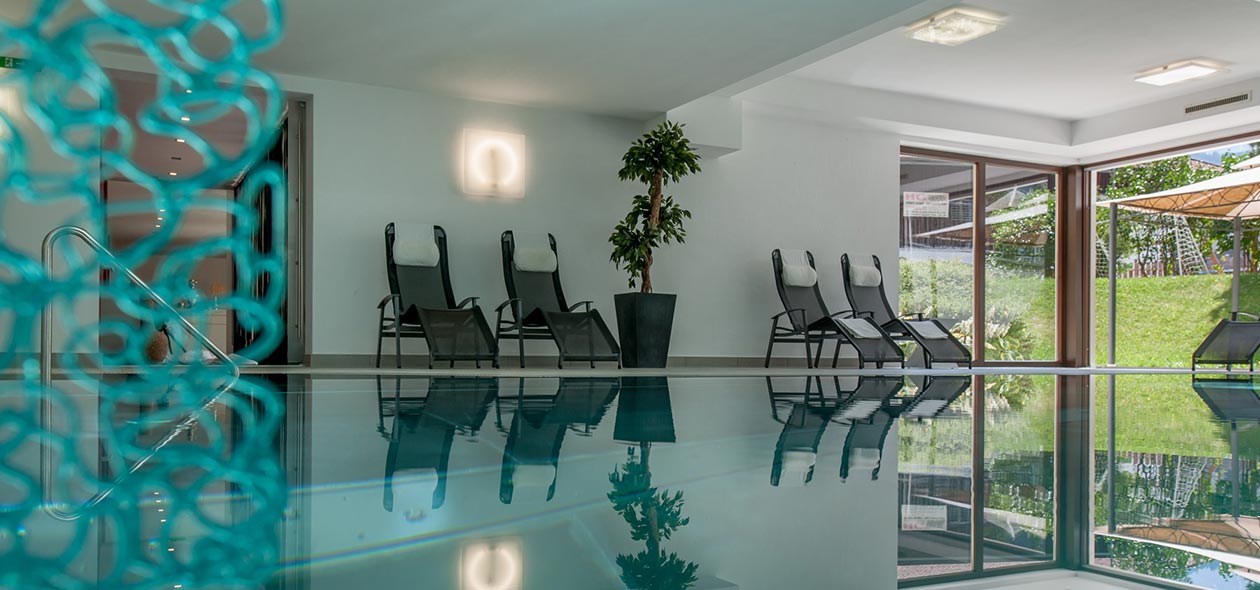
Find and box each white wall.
[278,74,901,360]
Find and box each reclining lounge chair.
[376,223,499,368]
[766,249,904,369]
[498,231,621,368]
[1193,312,1260,372]
[840,254,972,368]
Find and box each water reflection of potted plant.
[608,443,698,590]
[608,377,697,589]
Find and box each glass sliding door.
[983,165,1058,361]
[899,155,976,352]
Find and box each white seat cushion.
[512,232,558,273]
[779,249,818,287]
[907,320,950,340]
[838,318,883,340]
[848,262,882,288]
[392,224,441,267]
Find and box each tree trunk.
[641,171,664,293]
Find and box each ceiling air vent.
[1185,92,1252,115]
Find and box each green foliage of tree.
[608,444,699,590]
[610,121,702,292]
[1102,537,1194,583]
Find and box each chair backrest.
[502,231,568,324]
[772,249,830,331]
[386,223,457,323]
[841,253,898,326]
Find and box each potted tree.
[610,121,701,368]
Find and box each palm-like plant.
[610,121,701,293]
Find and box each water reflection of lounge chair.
[900,375,971,420]
[766,377,833,487]
[1192,376,1260,421]
[1193,313,1260,372]
[379,377,498,512]
[833,376,903,422]
[498,377,621,503]
[839,408,895,483]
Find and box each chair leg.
[375,331,383,369]
[394,329,402,369]
[814,341,824,368]
[832,341,841,368]
[518,332,525,368]
[804,336,813,369]
[764,335,775,369]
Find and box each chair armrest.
[832,310,873,319]
[901,312,925,320]
[457,297,479,309]
[1232,311,1260,321]
[568,301,593,312]
[772,308,805,321]
[495,298,521,313]
[377,294,400,310]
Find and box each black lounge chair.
[900,375,971,420]
[497,377,620,504]
[497,231,620,368]
[840,254,972,368]
[379,376,498,512]
[376,223,499,369]
[766,249,904,368]
[1193,312,1260,372]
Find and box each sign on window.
[901,504,948,530]
[903,191,950,218]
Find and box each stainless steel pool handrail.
[39,225,240,520]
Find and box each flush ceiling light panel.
[462,129,526,198]
[907,7,1004,46]
[1134,60,1224,86]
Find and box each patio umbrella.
[1096,166,1260,313]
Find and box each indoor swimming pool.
[6,371,1258,589]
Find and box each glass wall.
[899,155,976,351]
[900,151,1062,363]
[1093,140,1260,368]
[984,165,1058,361]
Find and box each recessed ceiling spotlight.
[168,172,177,176]
[1134,59,1224,86]
[180,116,190,122]
[907,6,1004,46]
[185,89,192,94]
[176,138,185,143]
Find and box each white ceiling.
[254,0,928,118]
[793,0,1260,121]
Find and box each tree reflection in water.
[608,442,699,590]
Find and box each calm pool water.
[5,372,1259,589]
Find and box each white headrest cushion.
[779,249,818,288]
[848,259,882,288]
[392,224,440,267]
[781,450,817,470]
[512,232,558,273]
[849,447,882,470]
[907,320,950,340]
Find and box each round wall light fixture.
[462,129,526,198]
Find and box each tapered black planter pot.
[614,292,676,368]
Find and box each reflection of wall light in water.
[461,541,522,590]
[462,129,526,198]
